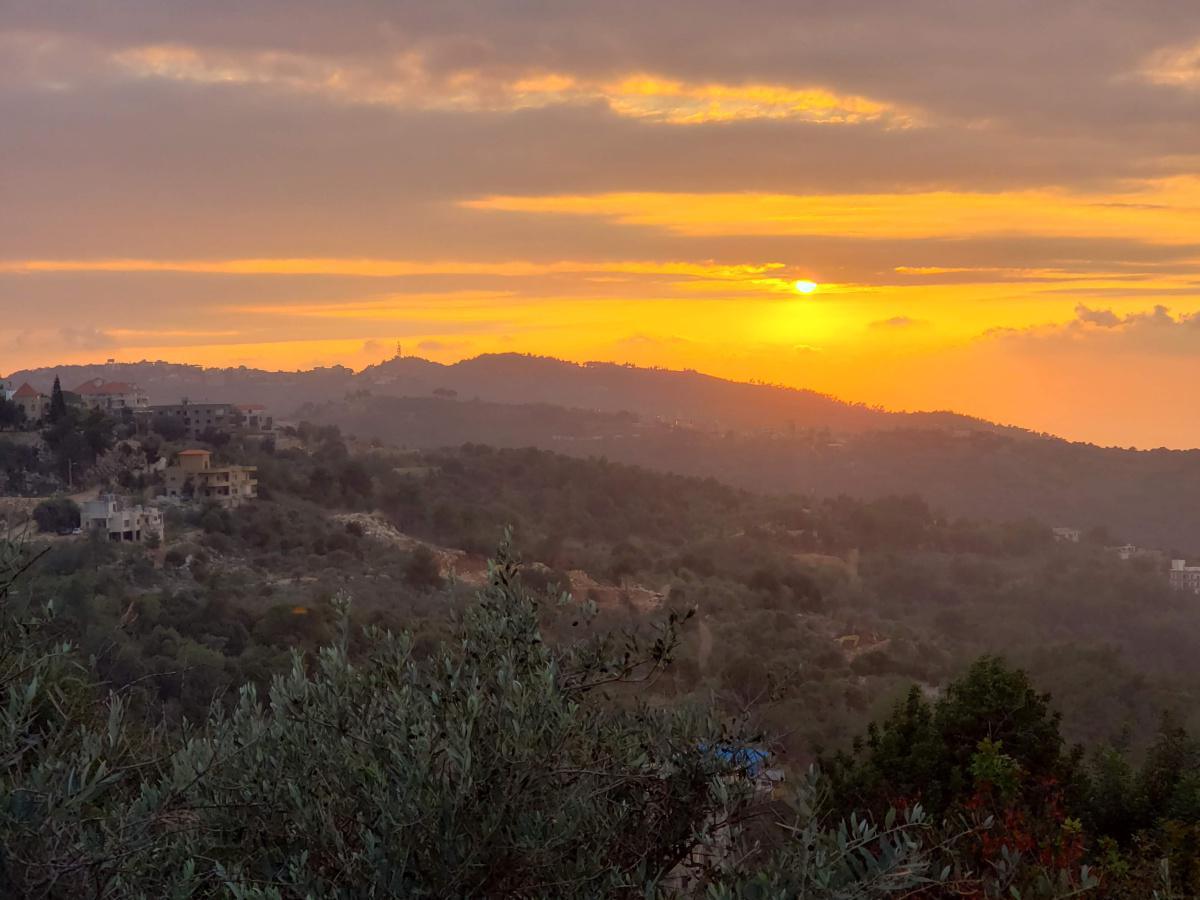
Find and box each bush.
[0,546,743,897]
[404,544,443,591]
[32,496,80,533]
[150,414,188,441]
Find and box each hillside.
[11,428,1199,754]
[10,354,1200,548]
[7,353,1009,435]
[6,415,1200,895]
[304,395,1200,551]
[356,354,1014,435]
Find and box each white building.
[0,378,13,401]
[1107,544,1164,563]
[80,494,164,543]
[1169,559,1200,594]
[1052,526,1082,543]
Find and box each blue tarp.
[702,743,771,777]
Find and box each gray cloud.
[987,304,1200,355]
[416,339,471,352]
[4,2,1200,274]
[869,316,927,330]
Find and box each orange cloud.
[465,177,1200,241]
[0,257,788,280]
[111,42,909,126]
[1139,39,1200,88]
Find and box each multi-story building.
[11,383,49,422]
[1052,527,1082,543]
[237,403,274,433]
[1169,559,1200,594]
[1,379,13,401]
[72,378,149,412]
[80,494,164,543]
[145,401,237,438]
[142,400,274,439]
[163,448,258,507]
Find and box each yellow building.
[163,448,258,507]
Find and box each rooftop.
[73,378,140,396]
[12,382,42,399]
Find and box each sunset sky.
[5,2,1200,447]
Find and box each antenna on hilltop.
[395,342,402,359]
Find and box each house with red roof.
[72,378,149,413]
[11,382,49,423]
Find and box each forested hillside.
[12,355,1200,547]
[5,414,1200,894]
[7,422,1199,749]
[307,394,1200,550]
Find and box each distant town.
[1,373,273,546]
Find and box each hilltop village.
[1,374,270,543]
[6,371,1200,598]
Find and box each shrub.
[0,545,742,897]
[32,496,80,533]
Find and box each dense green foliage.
[824,658,1071,819]
[0,396,23,431]
[31,498,79,534]
[1,541,737,897]
[14,427,1200,753]
[7,534,1200,897]
[5,415,1200,895]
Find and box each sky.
[4,1,1200,447]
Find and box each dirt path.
[333,511,490,586]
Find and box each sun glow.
[794,280,818,295]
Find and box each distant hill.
[7,353,1015,437]
[355,354,1018,436]
[11,353,1200,549]
[304,393,1200,552]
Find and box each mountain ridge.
[6,352,1031,440]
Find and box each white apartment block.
[80,494,164,543]
[1169,559,1200,594]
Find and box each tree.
[825,657,1072,818]
[150,414,188,442]
[0,396,23,430]
[197,426,230,447]
[48,375,67,423]
[404,543,443,590]
[338,459,373,500]
[32,496,80,533]
[0,546,746,897]
[42,407,115,483]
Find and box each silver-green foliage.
[3,538,974,899]
[3,542,733,898]
[704,767,944,900]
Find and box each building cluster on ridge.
[2,375,269,544]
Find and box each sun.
[794,279,818,294]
